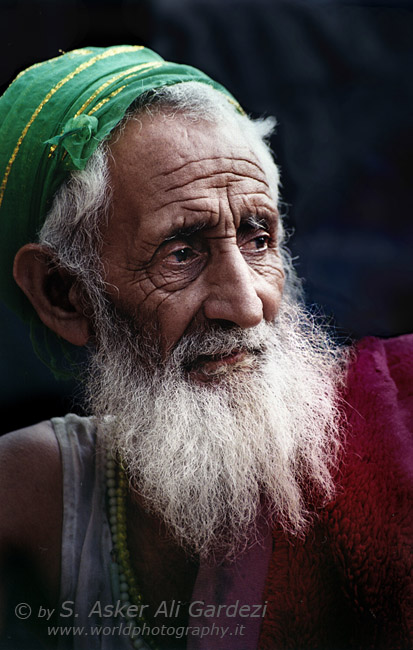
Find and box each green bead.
[106,452,151,647]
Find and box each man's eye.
[254,235,269,250]
[241,234,270,252]
[169,247,195,263]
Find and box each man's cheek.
[146,262,204,293]
[156,298,201,356]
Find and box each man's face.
[87,114,342,557]
[101,113,285,376]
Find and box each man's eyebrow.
[162,213,277,242]
[240,213,277,230]
[163,220,210,241]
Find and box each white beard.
[86,296,347,561]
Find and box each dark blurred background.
[1,0,413,438]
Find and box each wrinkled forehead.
[108,112,272,203]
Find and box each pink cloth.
[260,335,413,649]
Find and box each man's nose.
[202,247,264,328]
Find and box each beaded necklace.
[106,454,158,650]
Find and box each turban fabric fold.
[0,45,239,326]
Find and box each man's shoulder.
[0,413,99,518]
[0,419,61,479]
[0,420,62,552]
[0,419,61,484]
[1,418,57,451]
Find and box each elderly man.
[0,46,411,650]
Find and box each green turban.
[0,45,240,326]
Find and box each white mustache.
[169,321,272,368]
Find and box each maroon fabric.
[259,335,413,650]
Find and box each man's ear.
[13,243,92,346]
